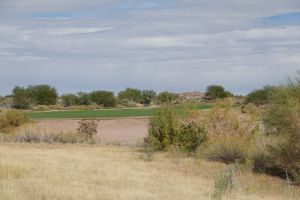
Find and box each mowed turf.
[28,104,212,119]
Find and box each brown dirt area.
[35,118,149,145]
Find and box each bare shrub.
[76,120,98,141]
[15,128,86,144]
[206,99,259,138]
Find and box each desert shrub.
[76,120,98,141]
[202,136,249,164]
[263,74,300,182]
[212,166,235,200]
[245,85,275,106]
[145,105,180,151]
[0,110,28,131]
[206,99,259,138]
[174,122,208,153]
[157,91,177,104]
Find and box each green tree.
[142,90,156,105]
[90,90,116,107]
[205,85,232,100]
[245,86,275,106]
[61,94,79,107]
[157,91,177,104]
[118,88,142,103]
[77,92,91,105]
[12,86,30,109]
[27,85,58,105]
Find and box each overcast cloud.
[0,0,300,95]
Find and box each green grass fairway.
[28,104,212,119]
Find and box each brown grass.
[0,143,299,200]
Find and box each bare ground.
[35,118,149,145]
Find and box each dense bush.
[0,110,28,131]
[174,122,208,153]
[61,94,80,107]
[141,90,156,105]
[263,75,300,182]
[12,84,58,108]
[27,85,58,105]
[12,86,30,109]
[245,86,275,106]
[157,91,177,104]
[118,88,142,103]
[146,105,207,153]
[146,105,179,151]
[205,85,233,100]
[89,90,116,107]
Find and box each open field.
[0,143,299,200]
[28,104,213,119]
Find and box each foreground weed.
[212,166,235,200]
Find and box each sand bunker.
[36,118,149,145]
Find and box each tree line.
[0,84,236,109]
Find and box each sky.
[0,0,300,95]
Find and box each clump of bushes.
[0,110,28,132]
[145,105,208,153]
[174,122,207,153]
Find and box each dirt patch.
[36,118,149,145]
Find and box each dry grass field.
[0,143,299,200]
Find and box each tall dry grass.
[0,143,299,200]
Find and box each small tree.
[76,120,98,141]
[61,94,79,107]
[89,90,116,107]
[205,85,232,100]
[157,91,177,104]
[245,86,275,106]
[77,92,91,105]
[141,90,156,105]
[12,86,31,109]
[118,88,142,103]
[27,84,58,105]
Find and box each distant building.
[178,92,205,102]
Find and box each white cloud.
[0,0,300,95]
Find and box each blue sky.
[0,0,300,95]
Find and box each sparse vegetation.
[76,119,98,141]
